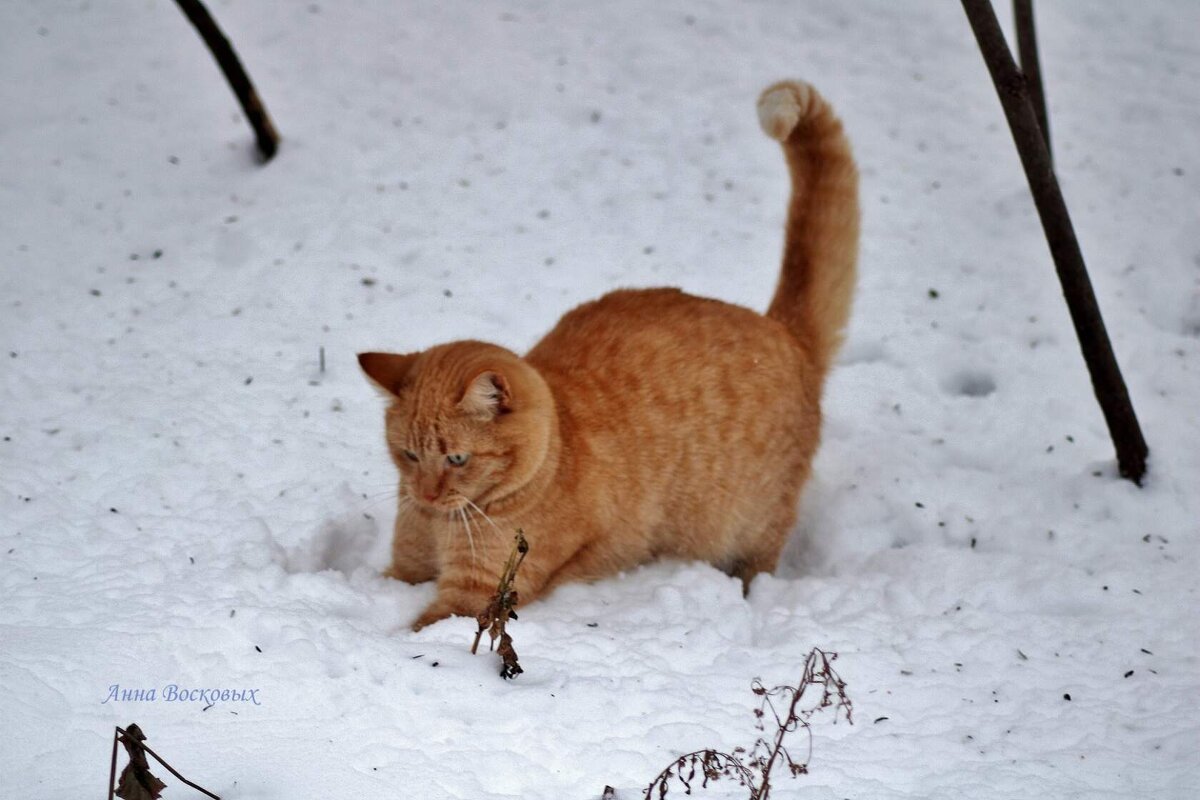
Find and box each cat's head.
[358,341,555,512]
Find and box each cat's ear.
[460,370,512,417]
[358,351,417,397]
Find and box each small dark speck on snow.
[189,556,195,565]
[1141,648,1153,655]
[1124,670,1134,678]
[443,289,453,298]
[90,289,101,296]
[1017,649,1028,660]
[255,645,262,653]
[586,622,599,628]
[914,501,925,508]
[928,288,940,298]
[874,716,889,724]
[244,376,253,385]
[431,661,439,667]
[361,277,376,286]
[1063,693,1072,701]
[109,507,118,513]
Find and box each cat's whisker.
[354,480,415,511]
[463,506,492,568]
[462,498,506,543]
[358,492,403,514]
[458,506,496,556]
[469,507,504,563]
[455,506,478,569]
[358,484,403,496]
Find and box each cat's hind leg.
[727,503,798,596]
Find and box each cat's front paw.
[410,601,465,632]
[410,583,493,631]
[383,561,436,584]
[410,608,447,632]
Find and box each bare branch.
[174,0,280,161]
[961,0,1149,484]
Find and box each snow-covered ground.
[2,1,1197,797]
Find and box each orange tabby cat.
[360,80,858,630]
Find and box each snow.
[2,1,1198,797]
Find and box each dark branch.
[174,0,280,161]
[961,0,1149,484]
[1013,0,1051,162]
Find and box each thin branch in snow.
[641,648,852,799]
[174,0,280,162]
[471,530,529,679]
[961,0,1149,484]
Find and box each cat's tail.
[757,80,859,378]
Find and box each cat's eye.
[402,449,419,462]
[446,453,470,467]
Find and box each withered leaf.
[114,725,166,800]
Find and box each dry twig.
[470,530,529,679]
[173,0,280,161]
[642,648,852,799]
[109,724,220,800]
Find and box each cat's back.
[526,287,818,431]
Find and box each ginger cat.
[359,80,858,630]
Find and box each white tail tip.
[757,81,816,141]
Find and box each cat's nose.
[423,489,440,502]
